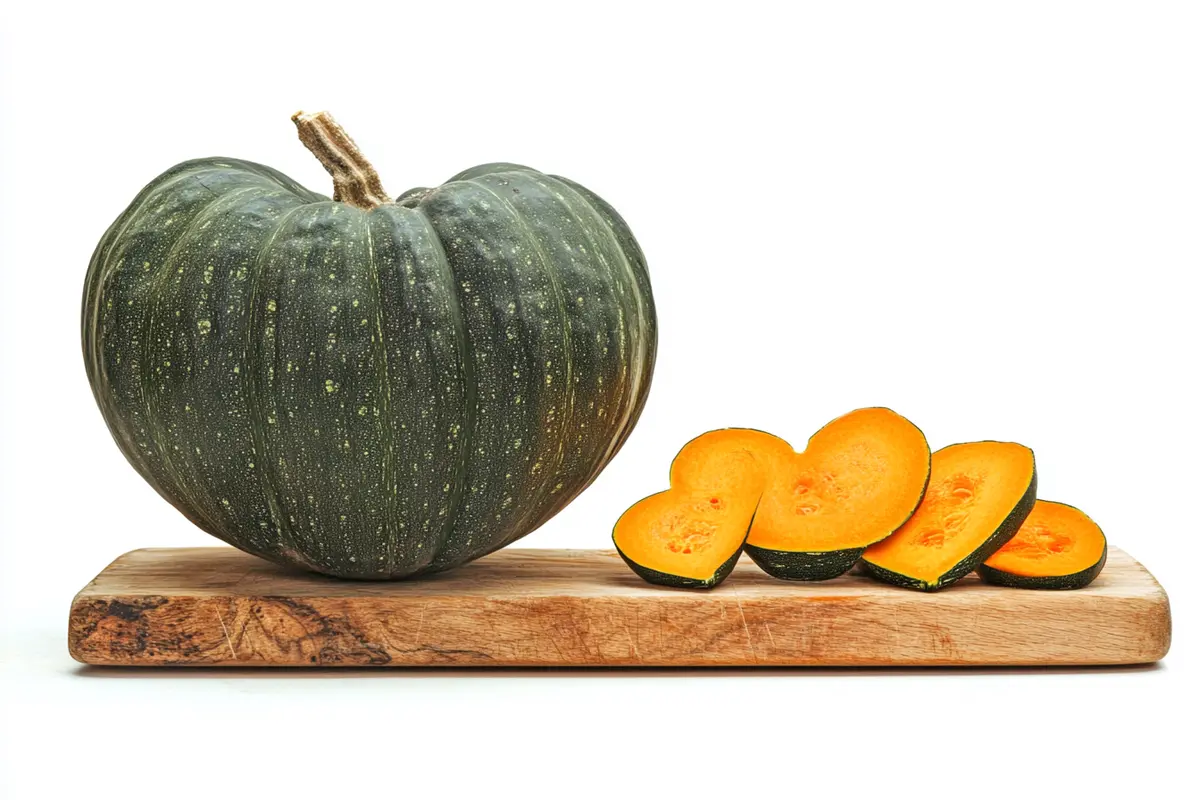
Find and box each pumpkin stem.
[291,110,391,210]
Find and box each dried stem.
[291,110,391,210]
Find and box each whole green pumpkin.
[81,111,657,579]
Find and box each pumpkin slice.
[613,432,767,589]
[737,408,931,581]
[978,500,1107,589]
[861,441,1036,591]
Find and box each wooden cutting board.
[69,546,1170,667]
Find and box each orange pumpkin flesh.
[671,428,793,488]
[613,434,766,589]
[743,408,931,581]
[978,500,1107,589]
[862,441,1037,591]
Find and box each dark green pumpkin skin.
[861,467,1037,592]
[744,544,866,581]
[82,158,657,579]
[978,544,1107,590]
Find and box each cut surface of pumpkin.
[742,408,931,581]
[978,500,1107,589]
[861,441,1036,591]
[671,428,793,488]
[613,432,767,589]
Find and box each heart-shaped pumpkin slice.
[735,407,931,581]
[613,432,769,589]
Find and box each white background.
[1,1,1197,797]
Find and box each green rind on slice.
[744,544,864,581]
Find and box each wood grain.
[68,547,1170,667]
